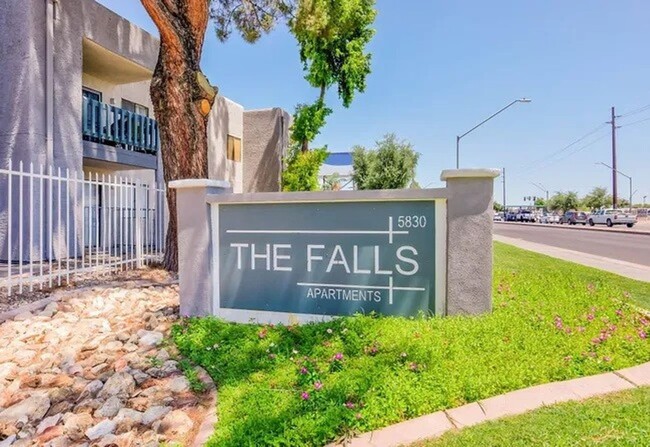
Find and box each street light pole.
[596,162,632,212]
[455,98,531,169]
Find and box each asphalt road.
[494,223,650,267]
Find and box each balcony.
[82,97,159,155]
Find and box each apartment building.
[0,0,289,263]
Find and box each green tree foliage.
[493,202,504,212]
[547,191,580,212]
[291,101,332,150]
[282,147,329,191]
[289,0,377,151]
[534,197,546,208]
[352,134,419,190]
[292,0,376,106]
[582,187,612,210]
[210,0,293,42]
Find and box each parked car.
[588,209,637,228]
[560,211,588,225]
[505,212,518,222]
[493,212,504,222]
[539,213,560,224]
[516,210,536,222]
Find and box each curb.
[0,279,178,324]
[191,390,218,446]
[0,293,63,324]
[495,221,650,236]
[329,362,650,447]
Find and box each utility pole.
[609,106,618,208]
[502,167,506,212]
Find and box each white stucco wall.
[207,96,244,193]
[81,73,154,118]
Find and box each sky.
[97,0,650,206]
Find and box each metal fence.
[1,160,167,296]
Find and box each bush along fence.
[0,160,167,296]
[170,169,501,322]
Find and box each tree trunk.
[141,0,214,271]
[300,84,328,153]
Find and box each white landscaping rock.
[81,380,104,399]
[85,419,117,441]
[94,396,124,418]
[141,406,172,426]
[13,312,33,322]
[114,408,143,425]
[0,394,50,424]
[158,410,194,438]
[137,330,163,348]
[36,413,62,435]
[169,375,191,394]
[0,435,16,447]
[97,372,135,399]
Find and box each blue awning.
[324,152,352,166]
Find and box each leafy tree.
[582,187,612,210]
[493,202,504,212]
[534,197,546,208]
[352,134,419,190]
[547,191,580,212]
[141,0,291,270]
[290,0,376,152]
[282,147,329,191]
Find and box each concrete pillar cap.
[440,169,501,181]
[169,179,231,189]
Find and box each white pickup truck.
[588,209,637,228]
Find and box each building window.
[122,99,149,117]
[82,87,102,102]
[227,135,242,162]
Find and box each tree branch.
[141,0,182,53]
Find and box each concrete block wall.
[243,108,291,193]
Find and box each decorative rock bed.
[0,271,214,446]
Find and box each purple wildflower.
[333,353,344,361]
[345,402,356,409]
[301,392,310,400]
[639,330,647,340]
[314,381,323,391]
[300,367,308,375]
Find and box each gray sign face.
[217,201,437,317]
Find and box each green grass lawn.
[172,242,650,447]
[418,387,650,447]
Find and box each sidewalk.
[494,234,650,282]
[330,362,650,447]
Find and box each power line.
[532,132,609,172]
[517,123,607,173]
[618,103,650,118]
[619,116,650,128]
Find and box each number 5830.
[397,215,427,228]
